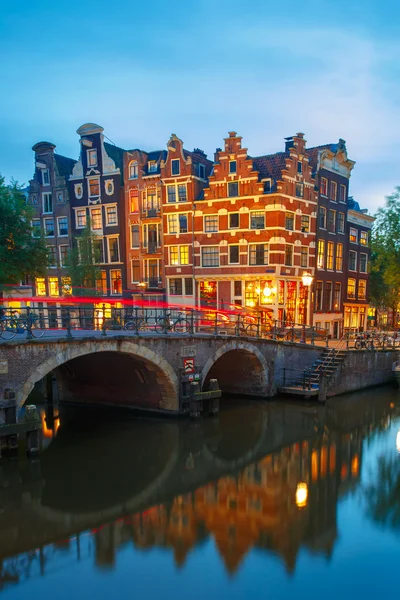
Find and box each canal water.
[1,387,400,599]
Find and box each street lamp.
[137,281,147,303]
[300,272,313,343]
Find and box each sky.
[1,0,399,214]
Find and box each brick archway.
[201,340,270,397]
[17,340,179,412]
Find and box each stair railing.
[314,333,348,376]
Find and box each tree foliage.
[370,187,400,323]
[0,176,48,287]
[65,220,101,296]
[364,453,400,532]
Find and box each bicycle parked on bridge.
[0,312,44,340]
[154,312,191,334]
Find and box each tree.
[370,187,400,325]
[0,176,48,287]
[65,220,101,297]
[364,453,400,533]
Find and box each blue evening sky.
[1,0,399,213]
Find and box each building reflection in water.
[0,391,398,590]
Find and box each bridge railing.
[0,304,330,345]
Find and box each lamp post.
[137,281,147,303]
[300,272,313,343]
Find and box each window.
[331,181,337,201]
[32,219,41,237]
[148,161,157,173]
[327,242,334,270]
[88,178,100,197]
[201,246,219,267]
[48,277,59,297]
[179,246,189,265]
[339,184,346,202]
[249,244,268,266]
[337,212,345,233]
[129,161,138,179]
[320,177,328,196]
[87,149,97,167]
[42,193,53,213]
[130,189,139,212]
[301,215,309,233]
[76,209,87,228]
[130,225,140,248]
[130,259,140,284]
[44,218,54,237]
[300,247,308,268]
[333,283,341,310]
[358,280,367,300]
[171,159,180,175]
[325,282,333,311]
[360,231,368,246]
[317,240,325,269]
[347,278,356,299]
[315,281,323,311]
[169,245,189,265]
[318,206,326,228]
[47,246,57,268]
[285,212,295,231]
[168,214,178,234]
[297,161,302,174]
[42,169,50,186]
[169,246,178,265]
[108,237,120,262]
[35,277,46,296]
[59,245,69,267]
[228,182,238,197]
[185,278,193,295]
[229,245,239,264]
[110,270,122,295]
[234,280,242,298]
[204,215,219,233]
[264,180,271,193]
[57,217,68,236]
[360,253,368,273]
[349,250,357,271]
[349,227,358,243]
[198,164,206,179]
[250,211,265,230]
[167,185,176,203]
[106,205,118,226]
[284,244,293,266]
[56,191,64,204]
[170,279,183,295]
[91,208,102,230]
[229,160,237,174]
[96,271,107,295]
[229,213,239,229]
[295,183,304,198]
[336,243,343,271]
[92,238,104,263]
[328,210,336,233]
[178,184,187,202]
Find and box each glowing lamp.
[255,287,261,295]
[301,272,313,287]
[295,482,308,508]
[263,286,272,297]
[396,430,400,453]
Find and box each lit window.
[337,212,345,233]
[229,160,237,174]
[57,217,68,236]
[108,238,120,262]
[301,215,309,232]
[349,250,357,271]
[204,215,219,232]
[327,242,334,270]
[42,169,50,186]
[131,261,140,284]
[285,212,295,231]
[91,208,102,230]
[47,246,57,268]
[228,182,239,197]
[35,277,46,296]
[347,278,356,299]
[349,228,358,243]
[31,219,41,237]
[129,161,138,179]
[179,246,189,265]
[59,245,69,267]
[331,181,337,201]
[42,193,53,213]
[88,178,100,197]
[360,253,368,273]
[131,225,139,248]
[358,280,367,300]
[106,205,118,226]
[320,177,328,196]
[170,246,179,265]
[201,246,219,267]
[171,159,180,175]
[76,209,87,228]
[249,244,268,265]
[87,149,97,167]
[110,270,122,295]
[334,283,341,310]
[48,277,59,297]
[96,271,107,295]
[129,189,139,213]
[336,243,343,271]
[44,218,54,237]
[284,244,293,266]
[360,231,368,246]
[250,211,265,230]
[317,240,325,269]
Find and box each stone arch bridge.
[0,334,322,414]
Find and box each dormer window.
[148,161,157,173]
[88,177,100,197]
[297,161,302,174]
[229,160,237,174]
[42,169,50,186]
[171,159,180,176]
[198,163,206,179]
[129,161,138,179]
[87,149,97,167]
[263,180,271,193]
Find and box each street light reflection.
[396,430,400,453]
[295,482,308,508]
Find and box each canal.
[1,387,400,599]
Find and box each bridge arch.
[201,340,270,398]
[17,340,179,413]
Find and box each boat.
[392,361,400,388]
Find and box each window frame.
[90,207,102,231]
[349,227,358,244]
[169,278,183,296]
[349,250,357,272]
[129,161,138,179]
[284,244,293,267]
[59,244,69,267]
[229,160,237,174]
[300,215,310,233]
[336,243,343,271]
[327,241,334,270]
[48,276,59,297]
[47,245,57,268]
[42,192,53,214]
[229,213,240,229]
[201,246,220,268]
[300,246,309,268]
[318,206,327,229]
[228,244,240,264]
[43,217,55,238]
[204,214,219,233]
[328,209,336,233]
[358,279,367,300]
[285,211,295,231]
[75,208,87,229]
[105,205,118,227]
[250,211,265,230]
[228,181,239,197]
[88,177,100,198]
[107,236,120,263]
[317,239,325,270]
[87,149,97,167]
[42,169,50,186]
[110,269,122,295]
[330,181,337,201]
[360,231,368,246]
[320,177,328,196]
[57,216,68,237]
[347,278,356,299]
[31,218,41,237]
[171,159,180,176]
[359,252,368,273]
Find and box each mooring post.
[189,381,202,419]
[208,379,220,415]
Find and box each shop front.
[343,304,367,333]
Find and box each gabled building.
[28,141,76,313]
[68,123,126,300]
[307,139,355,338]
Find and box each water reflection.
[1,389,400,593]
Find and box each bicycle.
[0,313,44,340]
[124,316,148,332]
[155,312,191,334]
